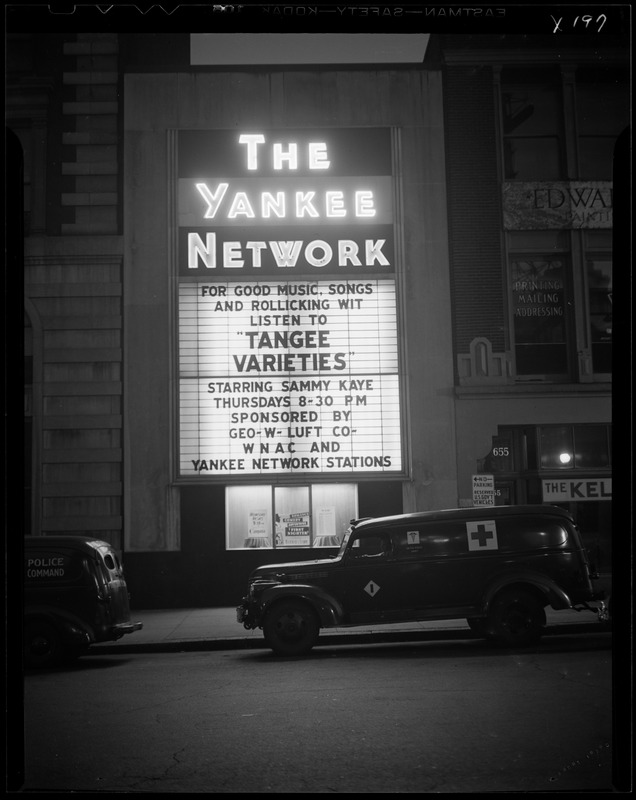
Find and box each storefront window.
[510,254,570,377]
[573,426,611,469]
[226,484,273,549]
[226,483,358,550]
[539,424,611,470]
[540,426,575,469]
[274,486,310,547]
[311,483,358,547]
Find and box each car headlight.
[249,579,279,600]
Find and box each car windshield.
[337,527,354,558]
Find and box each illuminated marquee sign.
[177,128,404,478]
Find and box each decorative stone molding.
[457,337,513,385]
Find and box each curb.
[89,621,610,656]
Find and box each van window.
[498,518,569,550]
[391,528,426,559]
[392,522,465,559]
[348,533,391,559]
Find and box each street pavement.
[91,604,609,655]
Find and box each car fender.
[259,584,344,627]
[24,605,94,645]
[481,570,573,614]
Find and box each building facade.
[11,31,626,608]
[441,36,626,595]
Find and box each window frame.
[506,243,576,382]
[225,482,359,551]
[498,64,625,384]
[582,231,613,380]
[500,70,566,181]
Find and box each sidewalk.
[91,605,609,655]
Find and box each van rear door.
[90,542,139,634]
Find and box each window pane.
[504,137,561,179]
[502,84,561,135]
[574,426,610,469]
[502,80,563,179]
[311,483,358,548]
[511,258,569,375]
[274,486,311,547]
[540,427,574,469]
[576,83,629,136]
[226,483,358,550]
[578,137,616,179]
[584,230,612,250]
[524,428,538,471]
[587,258,612,373]
[515,343,568,375]
[576,74,629,179]
[509,230,569,251]
[348,533,389,559]
[226,485,273,550]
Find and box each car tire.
[25,619,63,668]
[263,600,320,656]
[488,589,546,647]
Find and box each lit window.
[540,426,574,469]
[225,484,358,550]
[539,425,611,470]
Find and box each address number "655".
[492,447,510,457]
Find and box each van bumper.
[571,598,610,622]
[237,602,260,630]
[111,621,143,639]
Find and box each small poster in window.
[248,510,267,537]
[314,506,340,547]
[282,511,311,547]
[245,510,271,548]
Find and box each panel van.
[24,536,143,667]
[237,505,608,655]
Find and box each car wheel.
[263,601,319,656]
[25,619,63,668]
[488,589,546,647]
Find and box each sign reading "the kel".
[542,478,612,502]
